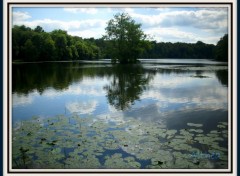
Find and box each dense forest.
[12,25,101,62]
[12,25,228,62]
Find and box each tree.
[104,13,149,64]
[215,34,228,61]
[12,25,103,62]
[34,26,44,33]
[22,39,38,61]
[40,34,56,60]
[51,30,68,60]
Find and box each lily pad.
[187,123,203,128]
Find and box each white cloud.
[128,8,227,30]
[12,11,31,22]
[143,8,226,44]
[66,100,98,114]
[155,8,172,13]
[126,8,228,43]
[63,8,98,15]
[13,18,107,32]
[12,15,107,39]
[123,8,134,13]
[145,27,201,43]
[12,92,38,107]
[144,26,225,44]
[42,77,110,98]
[106,8,113,13]
[141,79,227,111]
[108,104,118,113]
[141,90,227,112]
[138,71,227,111]
[97,111,126,124]
[68,28,105,38]
[106,7,135,14]
[13,95,33,107]
[43,84,105,98]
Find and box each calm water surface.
[12,59,228,127]
[12,59,229,169]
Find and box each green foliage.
[12,114,228,169]
[90,37,226,61]
[215,34,228,61]
[104,13,149,64]
[12,25,228,62]
[34,26,44,33]
[141,41,215,59]
[22,39,38,61]
[12,25,101,62]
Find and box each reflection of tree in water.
[104,65,155,110]
[13,62,111,95]
[13,62,84,95]
[13,62,155,103]
[215,70,228,86]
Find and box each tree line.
[83,34,228,62]
[12,13,228,63]
[12,25,101,62]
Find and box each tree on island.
[103,13,150,64]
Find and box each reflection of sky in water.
[12,78,109,121]
[141,72,227,110]
[66,100,98,114]
[12,65,228,127]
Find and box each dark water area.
[12,59,229,169]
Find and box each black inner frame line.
[6,2,234,174]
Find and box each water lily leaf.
[187,123,203,127]
[217,124,226,129]
[218,122,228,126]
[189,129,203,133]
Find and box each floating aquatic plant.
[12,115,228,169]
[104,153,141,169]
[187,123,203,128]
[189,129,204,133]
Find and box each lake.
[12,59,229,169]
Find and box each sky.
[12,7,228,44]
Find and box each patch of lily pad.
[104,153,141,169]
[12,115,228,169]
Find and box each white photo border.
[3,0,237,175]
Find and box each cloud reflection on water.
[66,100,98,114]
[140,72,227,111]
[12,93,35,107]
